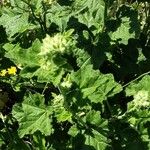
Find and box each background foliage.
[0,0,150,149]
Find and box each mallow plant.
[0,0,150,149]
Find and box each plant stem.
[123,70,150,88]
[22,0,45,33]
[42,82,48,95]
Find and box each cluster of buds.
[133,90,149,108]
[39,30,74,56]
[61,74,72,89]
[39,58,52,70]
[52,93,64,108]
[43,0,56,5]
[0,66,17,76]
[0,0,10,6]
[129,90,150,110]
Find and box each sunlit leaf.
[12,93,53,137]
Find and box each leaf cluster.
[0,0,150,149]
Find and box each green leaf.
[86,110,102,126]
[71,65,122,103]
[125,75,150,146]
[125,75,150,111]
[72,48,91,67]
[4,39,68,85]
[110,5,140,44]
[33,132,47,150]
[55,109,72,122]
[52,94,72,122]
[46,4,71,31]
[68,125,79,137]
[4,39,42,67]
[0,11,34,38]
[84,129,109,150]
[34,55,71,85]
[12,93,53,138]
[75,0,105,34]
[34,64,65,85]
[19,66,40,78]
[110,17,135,44]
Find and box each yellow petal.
[0,69,7,76]
[7,66,17,75]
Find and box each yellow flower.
[0,69,7,76]
[7,66,17,75]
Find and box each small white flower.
[39,35,53,55]
[43,0,56,5]
[39,58,52,70]
[39,32,72,56]
[61,80,72,88]
[52,94,64,108]
[133,90,149,108]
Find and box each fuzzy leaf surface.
[84,129,109,150]
[126,75,150,111]
[75,0,105,34]
[12,93,53,138]
[0,10,34,38]
[71,65,122,103]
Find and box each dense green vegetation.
[0,0,150,149]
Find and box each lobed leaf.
[126,75,150,111]
[0,11,35,39]
[71,65,122,103]
[84,129,109,150]
[12,93,53,138]
[75,0,105,34]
